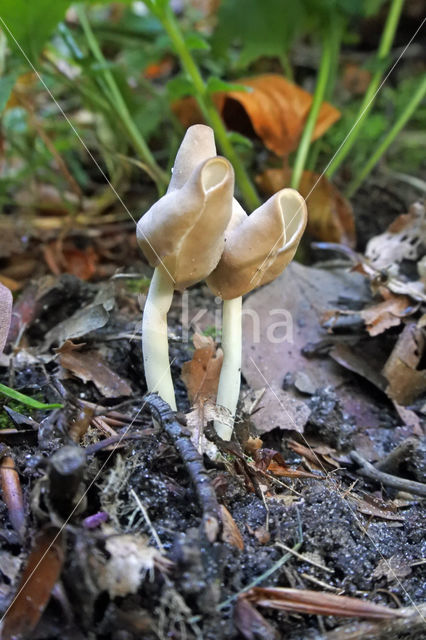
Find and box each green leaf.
[213,0,306,68]
[184,33,210,51]
[166,75,196,100]
[0,0,72,64]
[206,77,251,95]
[0,383,63,410]
[0,74,18,113]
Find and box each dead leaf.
[234,598,277,640]
[253,448,318,479]
[0,455,25,539]
[257,168,355,246]
[360,289,418,336]
[383,322,426,404]
[372,555,412,582]
[343,62,372,95]
[244,587,401,619]
[349,495,405,521]
[57,340,132,398]
[0,282,12,355]
[242,262,381,433]
[43,241,98,281]
[366,202,426,270]
[91,531,172,598]
[181,333,223,404]
[287,440,341,472]
[220,504,244,550]
[1,528,64,640]
[173,74,340,156]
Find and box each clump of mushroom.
[137,125,234,409]
[207,190,307,439]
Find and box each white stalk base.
[142,267,177,410]
[214,296,242,440]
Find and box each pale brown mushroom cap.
[137,125,234,291]
[206,188,307,299]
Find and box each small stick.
[374,438,419,474]
[350,451,426,497]
[144,393,221,542]
[276,542,333,573]
[130,488,165,552]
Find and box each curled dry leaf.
[220,504,244,550]
[1,528,64,640]
[244,587,401,620]
[383,321,426,404]
[360,289,418,337]
[257,168,355,246]
[0,455,25,540]
[173,74,340,156]
[234,598,277,640]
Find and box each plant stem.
[142,267,176,410]
[291,37,332,190]
[214,297,242,440]
[76,6,168,193]
[160,7,260,210]
[346,73,426,197]
[325,0,404,179]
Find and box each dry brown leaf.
[257,168,355,246]
[220,504,244,550]
[234,598,277,640]
[1,528,64,640]
[57,340,132,398]
[342,62,372,95]
[181,333,223,404]
[244,587,401,619]
[360,289,417,336]
[253,447,318,479]
[0,455,25,539]
[383,322,426,404]
[349,495,405,522]
[173,74,340,156]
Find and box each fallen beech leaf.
[58,340,132,398]
[0,282,12,355]
[181,333,223,403]
[244,587,401,619]
[220,504,244,550]
[1,528,64,640]
[173,74,340,156]
[360,289,417,336]
[257,168,355,246]
[383,322,426,404]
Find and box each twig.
[276,542,333,573]
[144,393,221,542]
[374,438,419,474]
[350,451,426,497]
[325,602,426,640]
[130,489,165,552]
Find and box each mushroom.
[206,189,307,439]
[137,125,234,409]
[0,282,12,356]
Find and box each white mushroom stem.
[142,266,177,410]
[214,296,242,440]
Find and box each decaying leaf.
[361,289,417,337]
[173,74,340,156]
[244,587,401,619]
[372,555,413,582]
[57,340,132,398]
[383,321,426,404]
[181,333,223,404]
[257,168,355,246]
[220,504,244,550]
[91,531,173,599]
[0,455,25,540]
[234,598,277,640]
[0,283,12,356]
[287,440,341,472]
[253,448,318,480]
[366,202,426,270]
[1,528,64,640]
